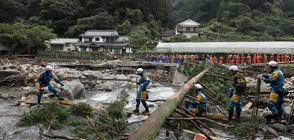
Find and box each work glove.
[262,74,270,79]
[60,83,64,86]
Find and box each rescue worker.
[228,65,246,121]
[261,61,286,124]
[219,56,224,65]
[276,54,281,62]
[236,55,240,65]
[133,68,151,113]
[264,54,268,64]
[38,65,64,105]
[253,54,257,64]
[187,84,207,116]
[247,54,252,65]
[241,54,245,65]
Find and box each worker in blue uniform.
[261,61,287,124]
[187,84,207,116]
[38,65,64,105]
[133,68,151,113]
[228,65,246,121]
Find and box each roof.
[178,19,200,26]
[49,38,79,44]
[114,36,129,43]
[0,46,14,51]
[81,30,119,37]
[74,42,129,47]
[156,42,294,54]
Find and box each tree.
[0,0,20,22]
[11,22,56,54]
[129,24,152,45]
[65,12,115,37]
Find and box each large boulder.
[60,81,85,100]
[98,81,115,91]
[271,123,288,132]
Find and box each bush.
[70,103,94,118]
[19,101,70,129]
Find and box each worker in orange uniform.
[277,54,281,62]
[210,55,213,64]
[285,54,290,63]
[270,54,274,61]
[219,56,223,65]
[247,54,252,65]
[253,54,257,64]
[231,55,236,65]
[264,54,268,64]
[241,54,245,65]
[236,55,240,65]
[257,54,261,65]
[226,55,230,64]
[213,55,217,63]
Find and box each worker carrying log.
[261,61,288,124]
[133,68,151,113]
[37,65,64,106]
[186,84,207,116]
[228,65,246,121]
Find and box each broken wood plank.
[242,102,253,112]
[126,111,151,117]
[167,117,234,128]
[128,69,209,140]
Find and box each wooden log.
[242,102,253,112]
[167,117,234,128]
[128,69,209,140]
[127,111,151,117]
[39,132,85,140]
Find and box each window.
[122,48,126,53]
[81,47,87,51]
[186,27,190,32]
[84,38,92,43]
[114,49,120,54]
[95,38,100,41]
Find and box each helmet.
[268,61,278,67]
[194,84,203,89]
[229,65,238,72]
[136,68,143,73]
[45,65,53,71]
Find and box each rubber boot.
[37,98,41,107]
[132,108,139,113]
[265,115,273,124]
[227,109,234,122]
[142,108,149,114]
[235,111,241,121]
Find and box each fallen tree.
[128,69,209,140]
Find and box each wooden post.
[128,69,209,140]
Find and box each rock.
[284,105,292,115]
[0,70,21,79]
[22,86,33,91]
[271,123,288,132]
[98,81,115,91]
[1,94,9,99]
[60,81,85,100]
[25,89,39,96]
[284,98,292,104]
[291,76,294,84]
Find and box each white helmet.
[229,65,238,72]
[136,68,143,73]
[194,84,203,89]
[268,61,278,67]
[45,65,53,71]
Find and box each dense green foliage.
[172,0,294,41]
[70,102,94,118]
[1,0,294,52]
[19,101,70,129]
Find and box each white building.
[47,38,79,51]
[156,42,294,54]
[175,19,201,38]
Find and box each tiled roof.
[49,38,79,44]
[81,30,119,37]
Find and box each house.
[74,30,132,54]
[0,46,14,55]
[47,38,79,51]
[175,19,201,38]
[161,19,202,42]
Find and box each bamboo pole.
[128,69,209,140]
